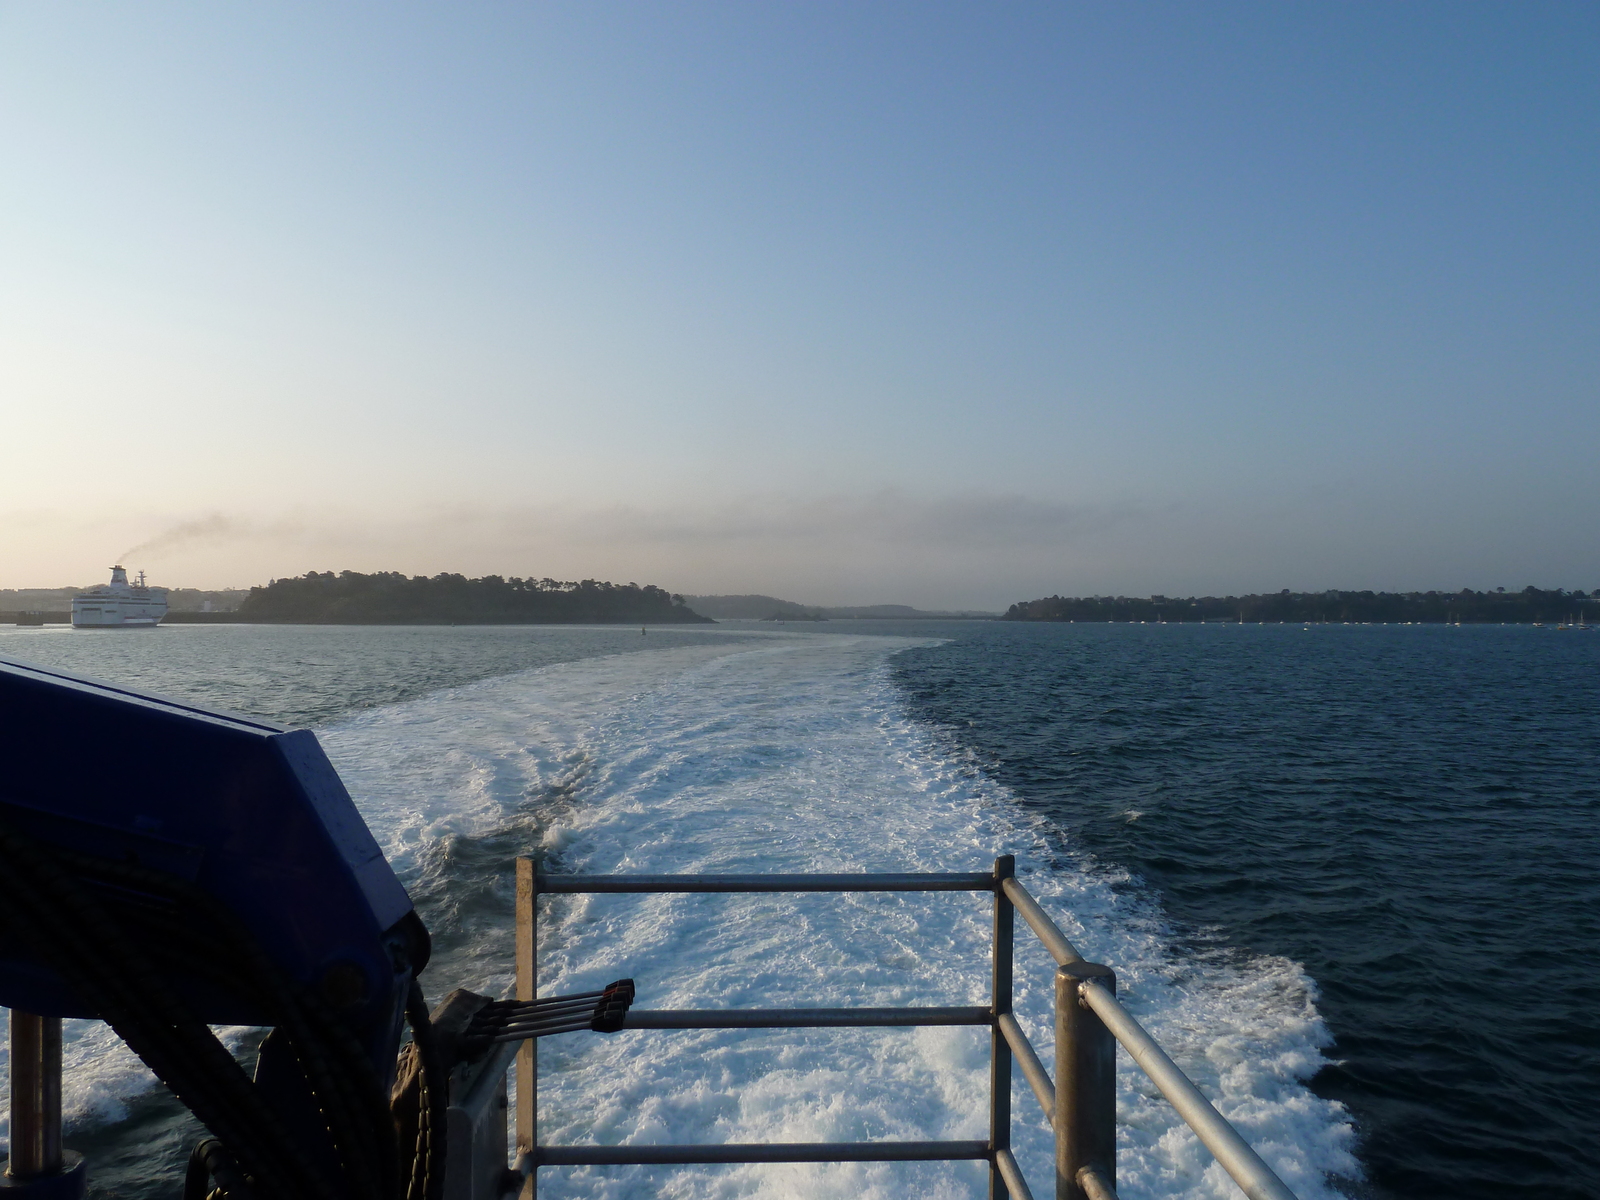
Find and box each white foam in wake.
[333,633,1359,1198]
[7,633,1359,1198]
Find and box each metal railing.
[510,856,1301,1200]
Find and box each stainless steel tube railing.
[999,1012,1055,1121]
[1078,980,1299,1200]
[512,858,1305,1200]
[622,1006,990,1028]
[538,872,995,893]
[516,862,1009,1200]
[996,1147,1038,1200]
[536,1140,990,1165]
[1001,877,1085,966]
[996,871,1302,1200]
[7,1011,62,1180]
[1078,1164,1118,1200]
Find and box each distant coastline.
[9,581,1594,629]
[681,594,1000,621]
[1003,587,1597,624]
[231,571,712,624]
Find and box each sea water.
[0,621,1591,1199]
[890,621,1600,1200]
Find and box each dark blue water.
[5,620,1594,1196]
[888,622,1600,1200]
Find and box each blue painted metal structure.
[0,653,419,1077]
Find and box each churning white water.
[9,632,1358,1197]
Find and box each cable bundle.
[462,980,635,1050]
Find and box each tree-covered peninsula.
[237,571,713,624]
[1003,587,1598,624]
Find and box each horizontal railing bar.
[1079,980,1299,1200]
[1078,1164,1118,1200]
[1001,878,1084,965]
[624,1007,992,1029]
[536,1140,991,1165]
[538,872,997,893]
[998,1013,1055,1124]
[995,1148,1037,1200]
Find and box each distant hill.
[681,595,999,620]
[680,594,826,620]
[825,604,998,619]
[239,571,712,624]
[1002,587,1599,624]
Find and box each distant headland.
[681,594,1000,621]
[231,571,712,624]
[1003,587,1598,624]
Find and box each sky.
[2,2,1596,609]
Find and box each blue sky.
[2,3,1595,606]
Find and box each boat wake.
[6,632,1359,1198]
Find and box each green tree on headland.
[237,571,713,624]
[1001,587,1595,624]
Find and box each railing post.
[1053,961,1116,1200]
[989,855,1015,1200]
[7,1011,62,1179]
[516,858,538,1199]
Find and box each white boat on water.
[72,565,168,628]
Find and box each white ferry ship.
[71,566,169,628]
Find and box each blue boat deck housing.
[0,655,416,1030]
